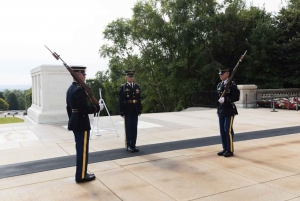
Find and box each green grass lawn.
[0,117,24,124]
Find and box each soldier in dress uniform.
[66,66,104,183]
[118,70,142,153]
[217,68,240,157]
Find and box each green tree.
[99,0,296,113]
[7,93,19,110]
[0,98,9,110]
[276,0,300,87]
[18,97,26,110]
[25,88,32,110]
[239,6,280,88]
[3,89,11,100]
[0,92,4,100]
[100,0,219,112]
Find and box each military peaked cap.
[71,66,87,75]
[125,70,135,77]
[218,68,230,75]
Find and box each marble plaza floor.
[0,108,300,201]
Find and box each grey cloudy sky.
[0,0,286,86]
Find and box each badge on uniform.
[127,95,129,97]
[125,88,130,92]
[136,89,140,94]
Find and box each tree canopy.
[7,93,19,110]
[97,0,299,114]
[0,98,9,111]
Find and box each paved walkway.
[0,108,300,200]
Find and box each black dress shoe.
[127,147,135,153]
[223,151,234,157]
[76,174,96,183]
[133,146,139,152]
[217,150,226,156]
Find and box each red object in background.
[257,97,300,110]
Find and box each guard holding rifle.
[66,66,104,183]
[45,46,104,183]
[217,68,240,157]
[118,70,142,153]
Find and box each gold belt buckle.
[133,100,136,103]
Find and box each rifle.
[44,45,99,105]
[221,50,247,98]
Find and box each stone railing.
[256,88,300,101]
[256,88,300,110]
[192,85,300,110]
[235,85,300,110]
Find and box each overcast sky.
[0,0,286,86]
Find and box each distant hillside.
[0,85,31,91]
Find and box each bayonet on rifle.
[221,50,247,97]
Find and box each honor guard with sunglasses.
[118,70,142,153]
[217,68,240,157]
[66,66,104,183]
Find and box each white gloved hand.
[99,103,104,111]
[218,97,224,103]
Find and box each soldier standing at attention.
[217,68,240,157]
[66,66,104,183]
[118,70,142,153]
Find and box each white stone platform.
[0,108,300,200]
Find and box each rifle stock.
[44,45,99,105]
[221,50,247,98]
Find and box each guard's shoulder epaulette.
[76,83,82,88]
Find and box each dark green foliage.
[1,89,27,110]
[0,98,9,110]
[25,88,32,110]
[98,0,299,114]
[0,92,4,100]
[7,93,19,110]
[18,97,25,110]
[276,0,300,87]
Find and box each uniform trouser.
[218,116,234,152]
[124,115,138,148]
[73,130,90,181]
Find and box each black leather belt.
[127,100,138,103]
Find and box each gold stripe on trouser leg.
[82,131,87,179]
[124,118,127,148]
[228,116,234,152]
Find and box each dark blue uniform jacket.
[217,81,240,117]
[66,82,100,131]
[118,83,142,116]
